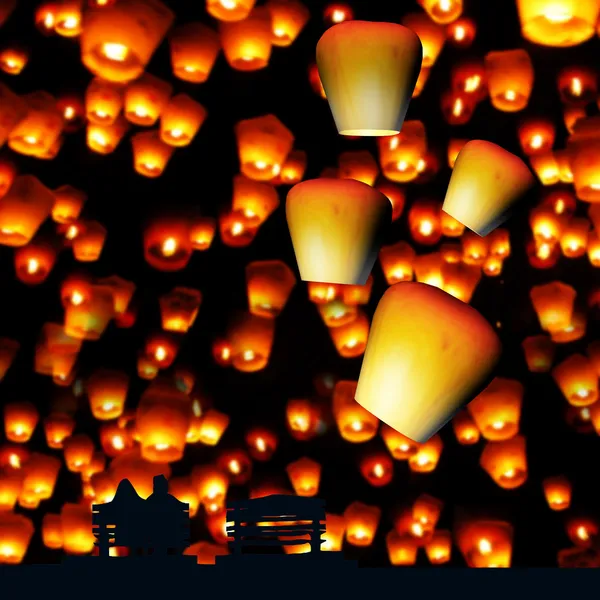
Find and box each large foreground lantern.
[442,140,535,236]
[286,178,392,284]
[355,282,502,443]
[316,21,422,136]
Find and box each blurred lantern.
[34,2,57,33]
[54,0,83,37]
[287,178,391,284]
[21,452,61,501]
[484,49,534,112]
[308,63,327,99]
[63,434,94,472]
[99,420,134,457]
[197,409,230,447]
[446,16,476,46]
[455,519,513,568]
[0,175,54,247]
[529,151,561,185]
[0,160,16,198]
[8,91,64,158]
[443,140,535,236]
[378,121,427,182]
[159,287,202,333]
[344,502,380,547]
[131,130,175,178]
[72,221,107,261]
[219,210,257,247]
[588,340,600,375]
[467,378,524,441]
[447,138,468,169]
[42,514,63,550]
[558,66,598,105]
[321,514,346,551]
[386,531,418,566]
[413,252,444,288]
[0,513,34,564]
[276,149,307,185]
[518,118,556,155]
[379,241,415,284]
[232,175,279,227]
[87,369,129,420]
[160,94,207,147]
[286,398,320,441]
[408,434,443,473]
[318,299,357,328]
[480,435,528,489]
[43,413,75,449]
[418,0,463,24]
[124,74,172,126]
[0,47,28,75]
[0,83,27,147]
[359,452,393,487]
[0,445,28,470]
[552,354,598,406]
[61,503,95,555]
[324,3,353,25]
[338,151,379,186]
[563,104,587,132]
[588,232,600,266]
[332,380,379,443]
[217,449,252,485]
[440,242,462,264]
[0,0,16,26]
[267,0,309,47]
[286,457,321,496]
[551,307,587,343]
[356,282,501,443]
[14,241,56,285]
[96,275,136,317]
[530,206,566,244]
[145,334,179,370]
[190,217,216,250]
[426,530,452,564]
[0,467,22,511]
[169,23,220,83]
[57,94,85,132]
[212,338,232,367]
[341,276,374,306]
[441,90,476,125]
[86,117,130,154]
[80,0,174,83]
[227,312,275,372]
[452,410,480,445]
[328,309,370,357]
[307,282,340,304]
[521,335,556,372]
[530,281,577,332]
[85,78,124,125]
[143,218,193,271]
[408,199,442,245]
[565,516,599,548]
[375,182,405,222]
[4,402,38,443]
[316,21,422,136]
[235,114,294,181]
[245,426,278,460]
[441,262,482,303]
[517,0,600,46]
[64,284,115,340]
[542,475,572,511]
[489,229,511,258]
[207,0,255,21]
[402,13,445,68]
[192,465,229,513]
[51,185,86,224]
[220,7,273,71]
[245,260,296,318]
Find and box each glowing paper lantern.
[245,260,297,318]
[418,0,463,24]
[267,0,309,47]
[542,475,572,511]
[316,21,422,136]
[169,22,221,83]
[0,513,34,564]
[355,282,501,443]
[207,0,255,21]
[124,74,173,126]
[484,49,534,112]
[80,0,175,83]
[0,83,27,147]
[227,312,275,372]
[160,94,207,147]
[480,435,528,489]
[530,281,577,332]
[286,178,392,285]
[442,140,535,236]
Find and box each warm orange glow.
[480,435,528,489]
[344,502,380,547]
[169,22,221,83]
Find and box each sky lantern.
[86,116,130,154]
[440,211,465,238]
[190,216,216,251]
[87,368,129,420]
[418,0,463,24]
[160,94,207,148]
[446,16,476,46]
[62,434,94,473]
[0,512,34,564]
[451,410,480,445]
[245,426,278,460]
[480,435,528,489]
[518,117,556,155]
[41,514,63,550]
[521,335,556,372]
[207,0,255,21]
[408,199,443,245]
[72,220,107,261]
[191,465,229,513]
[447,138,468,169]
[440,261,481,303]
[276,149,307,185]
[85,78,124,125]
[455,519,513,568]
[375,182,405,222]
[560,217,590,258]
[344,502,380,547]
[338,150,379,186]
[551,306,587,343]
[51,185,86,224]
[231,175,279,227]
[542,475,572,511]
[359,452,394,487]
[57,93,85,132]
[552,354,599,406]
[143,217,193,271]
[216,448,252,485]
[318,299,358,328]
[80,0,174,83]
[4,402,39,443]
[0,0,16,26]
[96,275,136,317]
[441,90,477,126]
[145,334,179,370]
[332,380,379,443]
[227,312,275,372]
[286,178,392,285]
[64,284,115,340]
[0,160,16,198]
[0,47,29,75]
[379,241,416,284]
[467,378,524,441]
[266,0,309,47]
[169,22,221,83]
[14,241,57,285]
[558,66,597,105]
[377,121,428,183]
[356,282,501,443]
[341,275,374,306]
[286,457,321,496]
[565,516,599,548]
[219,6,273,71]
[386,531,418,566]
[529,151,561,185]
[320,513,345,551]
[0,83,28,147]
[307,282,340,304]
[54,0,83,37]
[21,452,61,501]
[131,130,176,178]
[43,412,76,449]
[245,260,296,318]
[316,21,422,136]
[286,398,321,441]
[517,0,600,47]
[124,74,173,127]
[425,530,452,564]
[484,49,534,112]
[408,434,443,473]
[530,281,577,333]
[402,12,445,68]
[159,287,202,333]
[442,140,535,237]
[328,309,370,357]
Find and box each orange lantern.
[418,0,463,24]
[167,477,200,517]
[480,435,528,489]
[190,216,216,250]
[159,287,202,333]
[63,434,95,472]
[484,49,534,112]
[447,138,468,169]
[307,282,340,304]
[359,452,393,487]
[332,380,379,443]
[277,149,307,185]
[72,220,107,261]
[220,7,273,71]
[375,182,405,222]
[521,335,556,372]
[192,465,229,513]
[558,66,598,105]
[588,340,600,376]
[518,118,556,155]
[14,242,56,285]
[0,160,16,199]
[386,531,418,566]
[227,312,275,372]
[341,276,373,306]
[207,0,255,21]
[402,12,445,68]
[530,281,577,332]
[0,47,28,75]
[198,409,230,447]
[379,241,415,284]
[64,284,115,340]
[169,22,220,83]
[42,514,63,550]
[542,475,572,511]
[378,121,427,183]
[0,175,55,247]
[413,252,444,288]
[235,114,294,181]
[21,452,61,500]
[131,130,175,178]
[86,115,129,155]
[441,262,481,303]
[145,334,179,370]
[3,402,39,443]
[267,0,309,47]
[455,519,513,568]
[43,413,75,449]
[338,151,379,186]
[124,74,172,126]
[0,0,16,27]
[60,274,92,309]
[245,426,278,461]
[96,275,136,317]
[53,0,83,37]
[441,90,476,125]
[324,3,353,25]
[408,435,443,473]
[380,425,419,460]
[588,231,600,267]
[344,502,380,547]
[529,206,566,244]
[551,307,587,343]
[87,369,129,420]
[0,82,27,147]
[552,354,598,406]
[452,410,480,445]
[85,77,124,125]
[408,199,442,245]
[61,503,95,555]
[232,175,279,227]
[212,338,233,367]
[0,513,34,564]
[467,378,523,441]
[286,457,321,496]
[285,398,320,441]
[100,420,134,457]
[57,94,85,131]
[80,0,174,83]
[51,185,86,224]
[488,228,511,258]
[245,260,296,318]
[565,516,599,548]
[217,448,252,485]
[318,299,358,328]
[329,310,370,357]
[308,62,327,99]
[160,94,207,148]
[425,530,452,564]
[321,514,346,551]
[447,17,476,46]
[440,242,462,264]
[143,218,193,271]
[0,467,22,511]
[0,445,28,470]
[529,151,561,185]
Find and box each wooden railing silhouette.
[225,495,326,555]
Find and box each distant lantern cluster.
[0,0,600,570]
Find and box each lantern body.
[228,313,275,372]
[484,49,534,112]
[160,94,207,147]
[286,457,321,496]
[63,434,94,472]
[143,219,193,271]
[131,130,175,178]
[402,12,445,67]
[480,435,528,489]
[4,402,39,443]
[521,335,555,372]
[267,0,310,47]
[124,74,173,126]
[61,503,95,555]
[419,0,463,24]
[159,287,202,333]
[169,22,220,83]
[232,175,279,226]
[0,513,34,564]
[338,150,379,186]
[552,354,598,406]
[0,83,28,147]
[208,0,255,21]
[87,369,129,420]
[442,140,535,236]
[344,502,380,546]
[64,285,115,340]
[85,78,123,125]
[316,21,422,136]
[190,217,216,250]
[87,117,130,154]
[246,260,297,318]
[44,413,76,449]
[543,475,572,511]
[530,281,577,332]
[80,0,175,83]
[329,310,370,357]
[14,242,56,285]
[72,221,107,261]
[333,380,379,443]
[355,282,501,443]
[52,185,86,224]
[456,519,513,568]
[286,178,392,285]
